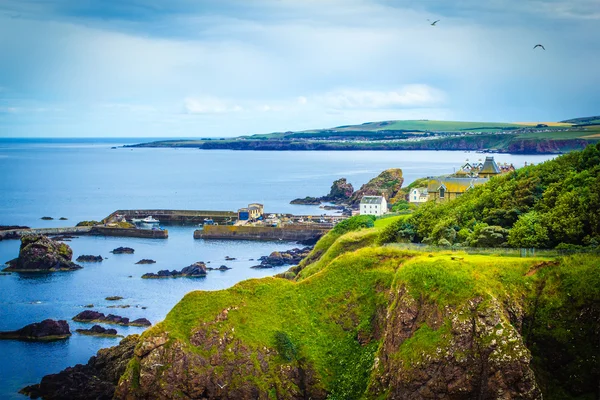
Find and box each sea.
[0,138,556,399]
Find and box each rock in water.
[76,255,103,262]
[290,177,354,205]
[142,262,207,279]
[0,319,71,341]
[20,334,140,400]
[73,310,152,327]
[348,168,404,206]
[3,235,82,272]
[76,325,119,336]
[135,259,156,264]
[110,247,134,254]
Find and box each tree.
[508,211,549,248]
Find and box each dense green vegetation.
[381,143,600,249]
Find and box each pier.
[0,226,168,240]
[103,209,237,225]
[194,225,330,241]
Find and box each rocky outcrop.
[251,247,312,269]
[110,247,134,254]
[20,334,139,400]
[105,296,123,301]
[3,235,82,272]
[73,311,151,327]
[348,168,404,206]
[0,225,29,231]
[41,216,54,220]
[290,178,354,205]
[135,259,156,264]
[141,262,207,279]
[76,325,120,337]
[76,255,103,262]
[0,319,71,341]
[367,288,541,399]
[206,265,232,271]
[115,312,327,400]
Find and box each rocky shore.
[135,259,156,264]
[251,247,312,269]
[3,235,82,272]
[20,334,139,400]
[0,319,71,341]
[290,178,353,205]
[73,311,151,327]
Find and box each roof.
[427,177,488,193]
[238,208,249,212]
[360,196,385,204]
[248,206,261,211]
[412,187,428,194]
[479,156,501,175]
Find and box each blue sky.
[0,0,598,137]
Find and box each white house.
[360,196,388,216]
[409,187,428,203]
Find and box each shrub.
[273,331,297,362]
[333,215,375,235]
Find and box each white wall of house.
[409,188,428,203]
[359,197,388,216]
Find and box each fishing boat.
[132,216,160,224]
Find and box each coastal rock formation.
[110,247,134,254]
[41,216,54,220]
[3,235,82,272]
[348,168,404,206]
[73,310,151,327]
[0,225,29,231]
[367,289,540,399]
[105,296,123,301]
[76,325,119,337]
[141,262,207,279]
[0,319,71,341]
[20,334,140,400]
[251,247,312,269]
[290,178,354,205]
[135,259,156,264]
[76,255,103,262]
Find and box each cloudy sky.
[0,0,598,137]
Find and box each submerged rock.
[76,255,103,262]
[142,262,207,279]
[20,334,140,400]
[76,325,119,337]
[110,247,134,254]
[40,216,54,220]
[3,235,82,272]
[105,296,123,301]
[0,319,71,341]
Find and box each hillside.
[127,117,600,154]
[381,143,600,249]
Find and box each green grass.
[374,214,410,229]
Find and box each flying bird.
[430,19,440,26]
[533,44,545,50]
[216,383,228,389]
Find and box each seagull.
[428,19,440,26]
[216,383,227,389]
[533,44,545,50]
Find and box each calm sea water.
[0,138,555,398]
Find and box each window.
[439,187,445,198]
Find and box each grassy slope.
[127,212,599,399]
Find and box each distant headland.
[125,116,600,154]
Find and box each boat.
[132,216,160,224]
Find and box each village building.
[409,188,428,203]
[238,203,264,221]
[359,196,388,216]
[427,177,489,202]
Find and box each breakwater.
[104,209,237,225]
[194,225,330,241]
[0,226,168,240]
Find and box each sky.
[0,0,598,138]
